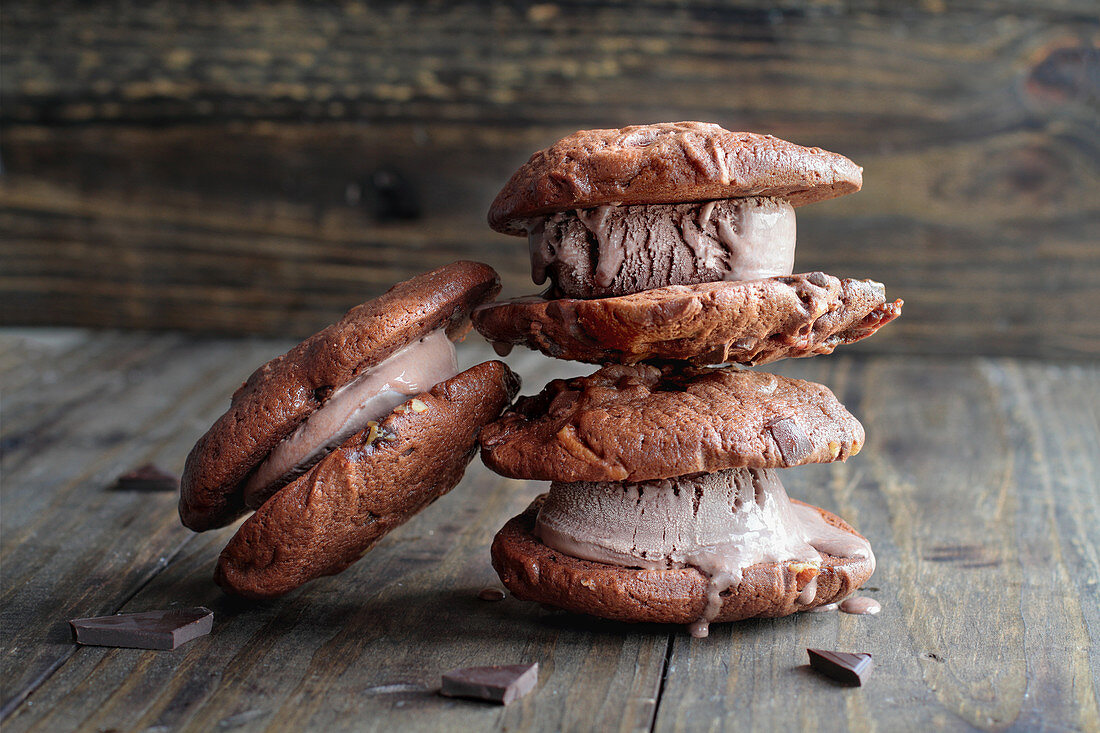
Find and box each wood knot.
[1026,40,1100,106]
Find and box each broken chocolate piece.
[114,463,179,492]
[807,648,873,686]
[70,607,213,650]
[440,663,538,704]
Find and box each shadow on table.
[195,581,680,642]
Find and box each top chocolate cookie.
[180,261,500,531]
[489,122,862,235]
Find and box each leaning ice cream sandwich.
[475,123,900,636]
[474,122,900,364]
[179,261,520,598]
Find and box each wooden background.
[2,1,1099,357]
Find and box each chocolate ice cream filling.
[535,467,873,637]
[242,328,459,508]
[527,197,796,298]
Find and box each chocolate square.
[440,663,538,704]
[807,648,873,685]
[70,607,213,650]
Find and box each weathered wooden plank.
[4,475,668,733]
[2,1,1098,355]
[5,2,1097,128]
[983,360,1100,729]
[0,332,288,718]
[652,356,1100,732]
[0,329,93,377]
[0,334,198,451]
[3,339,666,733]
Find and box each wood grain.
[2,330,1098,731]
[0,332,288,718]
[3,2,1098,355]
[653,356,1100,731]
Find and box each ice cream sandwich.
[474,122,900,364]
[179,262,520,598]
[483,365,874,635]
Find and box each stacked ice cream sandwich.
[474,122,902,636]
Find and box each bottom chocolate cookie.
[491,494,874,629]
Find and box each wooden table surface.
[1,329,1097,732]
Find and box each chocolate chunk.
[440,663,538,705]
[477,587,506,602]
[114,463,179,492]
[807,648,873,686]
[768,417,813,464]
[70,607,213,650]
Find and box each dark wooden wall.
[3,1,1098,357]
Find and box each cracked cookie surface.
[473,272,901,366]
[479,363,863,483]
[489,122,863,235]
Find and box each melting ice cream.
[243,329,459,507]
[535,467,873,637]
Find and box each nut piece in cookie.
[180,261,501,531]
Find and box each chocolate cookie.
[473,272,902,366]
[180,261,500,531]
[491,495,874,624]
[216,360,520,599]
[489,122,862,235]
[480,363,863,483]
